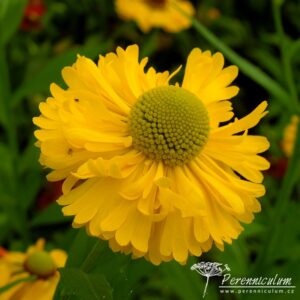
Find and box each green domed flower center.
[24,250,56,278]
[129,86,210,166]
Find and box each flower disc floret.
[129,86,210,166]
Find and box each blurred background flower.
[21,0,46,31]
[0,239,66,300]
[115,0,195,32]
[282,115,298,157]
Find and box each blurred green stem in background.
[272,0,299,107]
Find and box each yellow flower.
[115,0,195,33]
[282,115,298,157]
[33,45,270,265]
[0,240,67,300]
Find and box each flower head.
[33,45,270,265]
[282,115,298,157]
[115,0,195,33]
[0,239,66,300]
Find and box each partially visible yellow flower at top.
[33,45,270,265]
[0,239,67,300]
[282,115,298,157]
[115,0,195,33]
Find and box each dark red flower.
[37,181,63,210]
[267,157,288,179]
[0,247,7,257]
[21,0,46,31]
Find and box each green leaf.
[30,202,71,227]
[0,46,10,127]
[0,142,16,194]
[111,259,155,300]
[0,213,9,242]
[0,143,13,177]
[17,137,40,176]
[54,231,102,298]
[58,268,113,300]
[159,259,213,300]
[65,229,101,269]
[215,238,248,276]
[19,171,43,210]
[57,230,145,300]
[0,0,27,45]
[288,38,300,61]
[270,202,300,261]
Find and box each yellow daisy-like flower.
[0,239,67,300]
[115,0,195,33]
[282,115,298,157]
[33,45,270,265]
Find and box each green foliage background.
[0,0,299,299]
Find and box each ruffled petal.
[73,151,143,180]
[206,100,234,128]
[212,101,268,136]
[182,48,239,105]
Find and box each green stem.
[272,0,299,106]
[288,38,300,60]
[252,119,300,273]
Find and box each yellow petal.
[213,101,268,136]
[182,48,239,105]
[50,250,67,268]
